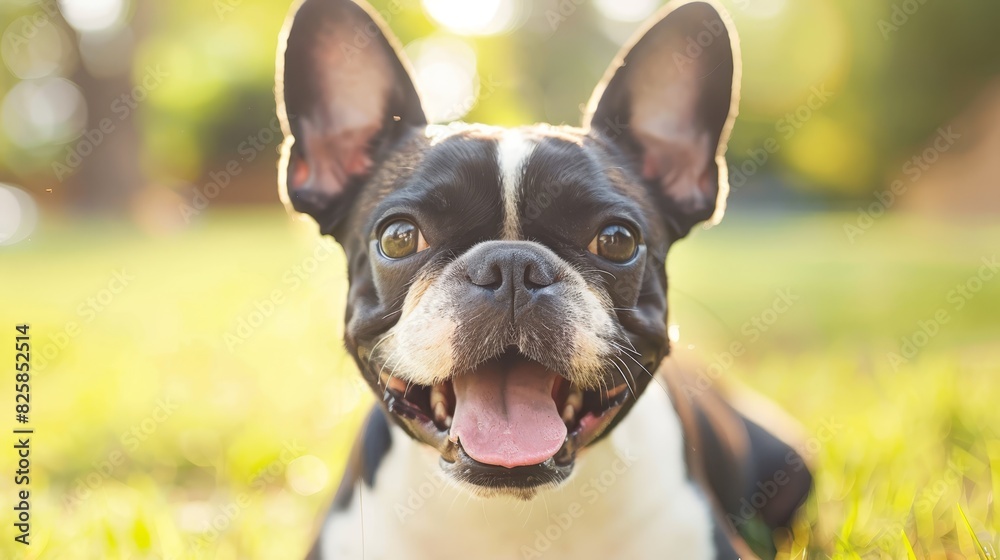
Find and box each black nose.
[464,242,560,316]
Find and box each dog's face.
[277,0,738,498]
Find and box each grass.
[0,209,997,559]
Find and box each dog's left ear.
[276,0,426,235]
[585,1,740,239]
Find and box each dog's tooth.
[431,383,447,408]
[444,415,452,429]
[562,404,576,425]
[565,387,583,411]
[433,401,448,425]
[385,375,408,393]
[605,384,628,400]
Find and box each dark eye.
[589,224,638,263]
[379,219,426,259]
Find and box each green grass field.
[1,209,998,559]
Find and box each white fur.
[497,130,536,240]
[319,385,716,559]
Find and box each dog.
[275,0,812,558]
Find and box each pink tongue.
[451,360,567,469]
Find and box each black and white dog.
[275,0,812,558]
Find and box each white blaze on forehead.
[497,130,536,240]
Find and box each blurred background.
[0,0,998,558]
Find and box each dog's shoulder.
[663,361,813,556]
[305,406,392,560]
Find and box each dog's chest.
[319,388,717,560]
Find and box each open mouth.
[378,348,630,488]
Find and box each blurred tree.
[64,1,147,213]
[1,0,999,211]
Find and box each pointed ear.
[276,0,426,234]
[584,0,740,239]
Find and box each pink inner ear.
[344,147,373,178]
[290,121,379,198]
[638,136,683,186]
[642,151,670,183]
[635,130,716,213]
[291,158,311,188]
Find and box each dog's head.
[276,0,739,498]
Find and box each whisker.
[607,354,635,400]
[619,348,671,397]
[359,483,366,560]
[609,339,640,357]
[612,354,639,402]
[610,307,639,313]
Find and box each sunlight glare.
[406,37,478,124]
[0,184,39,246]
[422,0,516,35]
[739,0,788,20]
[286,455,330,496]
[594,0,659,23]
[1,77,87,148]
[59,0,127,34]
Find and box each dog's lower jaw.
[317,386,719,560]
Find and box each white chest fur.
[320,387,717,560]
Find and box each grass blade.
[958,505,990,560]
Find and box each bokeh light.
[738,0,789,20]
[286,455,330,496]
[0,183,39,246]
[736,0,849,117]
[78,27,134,77]
[594,0,660,23]
[0,18,73,79]
[0,77,87,148]
[58,0,128,34]
[421,0,520,36]
[406,36,479,123]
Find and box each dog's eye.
[589,224,638,263]
[379,219,427,259]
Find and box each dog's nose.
[464,242,560,314]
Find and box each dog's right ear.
[584,1,740,240]
[276,0,426,235]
